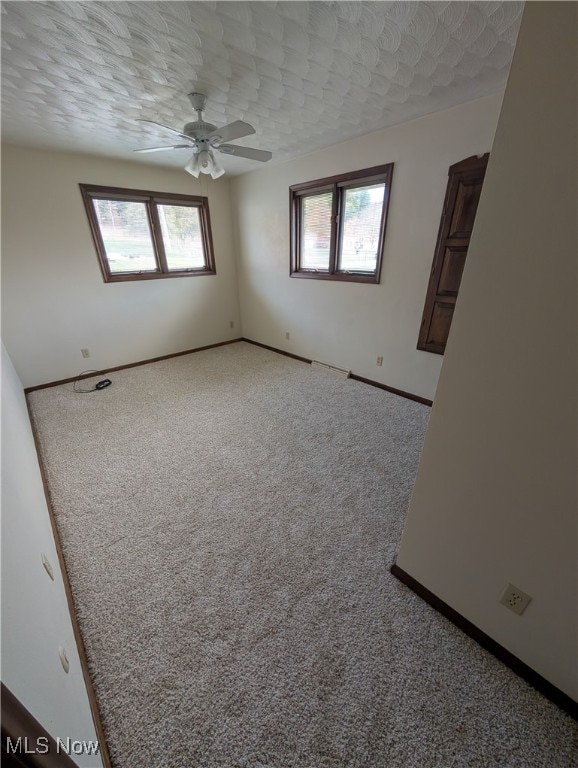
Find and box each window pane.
[300,192,332,270]
[93,199,157,273]
[157,204,206,271]
[338,184,385,273]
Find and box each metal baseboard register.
[311,360,351,378]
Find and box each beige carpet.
[28,342,577,768]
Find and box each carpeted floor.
[28,342,577,768]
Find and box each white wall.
[1,146,241,388]
[1,343,104,766]
[231,92,503,401]
[396,3,577,700]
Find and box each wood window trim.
[289,164,394,284]
[79,184,216,283]
[417,154,489,354]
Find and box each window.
[290,164,393,283]
[79,184,216,282]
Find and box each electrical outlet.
[376,356,383,367]
[285,332,290,340]
[81,348,90,359]
[59,646,70,674]
[41,553,54,581]
[229,321,234,329]
[500,583,532,616]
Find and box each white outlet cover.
[59,646,70,674]
[500,583,532,616]
[41,552,55,581]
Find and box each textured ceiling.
[1,1,523,176]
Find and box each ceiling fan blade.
[134,144,193,153]
[208,120,255,144]
[136,119,192,142]
[218,144,272,162]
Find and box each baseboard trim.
[25,403,114,767]
[24,338,243,393]
[241,338,312,365]
[26,338,433,407]
[349,373,432,406]
[390,562,578,720]
[242,338,432,406]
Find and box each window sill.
[104,269,216,283]
[290,270,380,284]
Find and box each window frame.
[289,164,394,284]
[79,184,216,283]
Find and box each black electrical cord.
[73,369,112,393]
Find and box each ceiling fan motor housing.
[183,121,217,139]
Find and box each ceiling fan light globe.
[197,149,213,174]
[211,167,226,180]
[184,153,200,178]
[210,153,226,179]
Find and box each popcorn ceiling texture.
[28,343,577,768]
[1,2,522,174]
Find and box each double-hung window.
[80,184,216,282]
[290,164,393,283]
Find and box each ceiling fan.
[134,93,272,179]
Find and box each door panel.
[426,301,455,347]
[417,154,489,355]
[438,246,468,296]
[448,179,485,238]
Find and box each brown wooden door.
[417,154,489,355]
